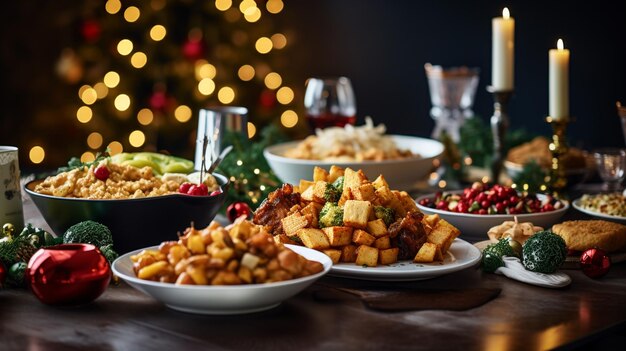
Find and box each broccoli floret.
[331,176,344,192]
[522,231,567,273]
[100,244,119,264]
[323,183,341,203]
[63,220,113,248]
[482,238,521,273]
[319,202,344,228]
[374,206,395,226]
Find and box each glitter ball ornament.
[580,248,611,279]
[227,202,252,223]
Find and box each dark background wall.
[281,0,626,149]
[1,0,625,170]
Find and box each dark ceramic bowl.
[24,174,229,253]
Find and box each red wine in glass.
[304,77,356,131]
[306,113,357,130]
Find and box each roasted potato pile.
[265,166,460,266]
[131,218,324,285]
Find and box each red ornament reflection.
[26,244,111,305]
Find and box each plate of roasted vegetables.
[251,166,481,281]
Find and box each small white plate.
[572,198,626,223]
[328,239,481,281]
[112,244,332,315]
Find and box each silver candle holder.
[487,86,513,183]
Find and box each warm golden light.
[264,72,282,90]
[81,88,98,105]
[114,94,131,111]
[247,122,257,138]
[224,7,241,22]
[438,180,447,188]
[557,38,564,50]
[174,105,193,122]
[124,6,141,22]
[29,146,45,164]
[218,87,235,104]
[94,82,109,99]
[108,141,123,155]
[131,52,148,68]
[239,0,256,13]
[255,37,273,54]
[503,7,510,19]
[80,152,95,163]
[271,33,287,49]
[129,130,146,147]
[117,39,134,56]
[137,108,154,125]
[150,25,167,41]
[280,110,298,128]
[244,7,261,22]
[238,65,255,81]
[104,71,120,88]
[76,106,93,123]
[276,86,294,104]
[78,85,91,98]
[196,62,216,79]
[105,0,122,14]
[215,0,232,11]
[87,132,103,149]
[266,0,284,14]
[151,0,166,11]
[198,78,216,95]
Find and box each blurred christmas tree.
[55,0,299,163]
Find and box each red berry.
[502,200,509,207]
[209,190,221,196]
[188,185,208,196]
[478,209,487,215]
[179,182,192,194]
[94,165,110,181]
[495,203,505,213]
[542,203,554,212]
[480,200,491,209]
[437,200,447,210]
[199,183,208,193]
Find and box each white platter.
[264,135,444,191]
[572,198,626,223]
[328,238,481,281]
[112,244,332,315]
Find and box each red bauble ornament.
[150,91,168,112]
[0,261,6,287]
[580,248,611,279]
[227,202,252,222]
[26,244,111,305]
[259,89,277,109]
[182,39,204,61]
[81,19,101,42]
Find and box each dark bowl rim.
[24,172,230,203]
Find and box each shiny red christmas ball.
[0,261,6,287]
[150,91,168,112]
[227,202,252,222]
[26,244,111,305]
[580,248,611,279]
[259,89,277,109]
[182,39,204,61]
[81,19,101,42]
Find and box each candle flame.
[503,7,510,18]
[557,39,564,50]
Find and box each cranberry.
[179,182,192,194]
[480,200,491,209]
[478,209,487,215]
[437,200,448,210]
[542,203,555,212]
[487,193,498,203]
[94,165,110,181]
[188,185,208,196]
[475,192,486,203]
[209,190,221,196]
[457,203,469,213]
[199,183,208,193]
[495,202,505,213]
[509,195,519,204]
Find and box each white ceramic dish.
[264,135,444,191]
[572,198,626,223]
[112,244,332,315]
[328,238,481,281]
[415,192,569,242]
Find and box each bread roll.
[552,220,626,252]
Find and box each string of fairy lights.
[28,0,298,165]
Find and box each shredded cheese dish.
[284,117,418,162]
[579,193,626,217]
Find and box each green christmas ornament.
[7,262,27,287]
[482,251,504,273]
[522,231,567,273]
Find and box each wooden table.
[2,196,626,350]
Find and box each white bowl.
[415,192,569,242]
[112,244,332,315]
[264,135,444,190]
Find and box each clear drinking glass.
[304,77,356,131]
[593,148,626,192]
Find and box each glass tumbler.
[593,148,626,192]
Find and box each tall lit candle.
[549,39,570,119]
[492,7,515,90]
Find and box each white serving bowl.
[415,192,569,242]
[264,135,444,190]
[112,244,332,315]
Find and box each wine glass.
[304,77,356,131]
[593,148,626,192]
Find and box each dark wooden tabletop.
[2,192,626,351]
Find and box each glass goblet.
[593,148,626,192]
[304,77,356,131]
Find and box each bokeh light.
[255,37,273,54]
[114,94,131,111]
[108,141,123,155]
[218,87,235,104]
[271,33,287,49]
[29,146,45,164]
[81,88,98,105]
[239,0,256,13]
[117,39,134,56]
[280,110,298,128]
[238,65,255,81]
[137,108,154,125]
[129,130,146,147]
[195,61,216,79]
[87,132,103,149]
[264,72,282,90]
[81,152,95,163]
[266,0,284,14]
[104,71,120,88]
[94,82,109,99]
[276,86,294,104]
[76,106,93,123]
[131,52,148,68]
[124,6,140,22]
[244,7,261,22]
[215,0,232,11]
[247,122,256,138]
[105,0,122,14]
[198,78,216,95]
[174,105,193,122]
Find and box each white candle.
[549,39,570,119]
[492,7,515,90]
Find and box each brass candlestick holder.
[545,116,570,197]
[487,86,513,183]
